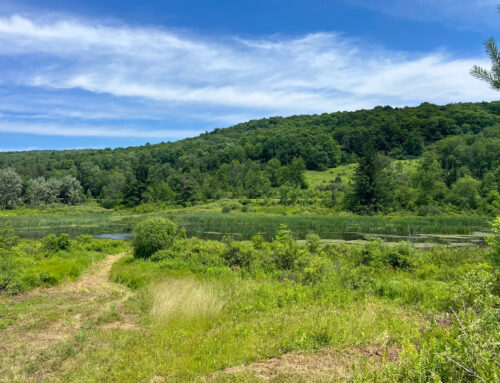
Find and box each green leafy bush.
[0,227,19,250]
[42,233,71,252]
[133,217,177,259]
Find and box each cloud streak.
[0,121,204,139]
[0,14,497,140]
[342,0,500,29]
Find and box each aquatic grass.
[1,211,491,241]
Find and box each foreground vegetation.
[0,229,128,294]
[1,217,498,382]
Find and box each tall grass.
[148,277,225,324]
[0,211,491,240]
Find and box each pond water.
[94,233,132,240]
[92,230,489,246]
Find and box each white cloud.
[0,121,204,138]
[0,14,497,139]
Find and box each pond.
[92,230,489,246]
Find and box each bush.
[385,242,414,270]
[133,217,177,259]
[486,216,500,266]
[57,233,70,250]
[272,225,301,270]
[42,233,70,252]
[0,228,19,250]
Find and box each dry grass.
[212,344,401,382]
[149,278,225,323]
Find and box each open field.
[304,160,419,189]
[1,230,498,382]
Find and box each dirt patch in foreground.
[216,344,401,381]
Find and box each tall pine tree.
[349,145,394,214]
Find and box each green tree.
[59,175,83,205]
[265,158,282,187]
[349,147,394,214]
[143,182,176,206]
[471,6,500,89]
[0,168,22,209]
[449,176,481,210]
[282,157,307,189]
[101,171,126,206]
[413,151,446,206]
[25,177,61,206]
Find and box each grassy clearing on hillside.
[304,160,419,189]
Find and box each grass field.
[304,160,419,189]
[1,229,498,382]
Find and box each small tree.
[132,217,177,258]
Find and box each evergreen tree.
[471,6,500,89]
[349,146,394,214]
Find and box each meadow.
[0,219,498,382]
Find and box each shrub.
[306,233,321,253]
[57,233,70,250]
[486,216,500,266]
[42,233,70,252]
[177,227,187,239]
[299,255,331,285]
[0,227,19,250]
[272,225,301,270]
[385,242,414,270]
[252,233,264,249]
[222,235,254,268]
[133,217,177,259]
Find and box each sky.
[0,0,499,151]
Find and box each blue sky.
[0,0,499,151]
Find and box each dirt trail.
[212,345,400,382]
[0,251,136,382]
[61,251,128,292]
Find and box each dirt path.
[212,345,400,382]
[0,251,136,382]
[60,251,128,292]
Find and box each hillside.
[0,101,499,214]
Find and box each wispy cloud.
[0,121,204,139]
[342,0,500,29]
[0,14,497,140]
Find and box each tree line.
[0,101,499,214]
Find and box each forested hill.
[0,101,499,213]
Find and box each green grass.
[0,228,498,382]
[304,160,419,189]
[0,235,129,294]
[305,163,357,188]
